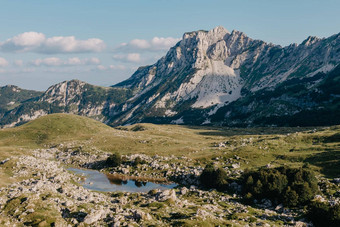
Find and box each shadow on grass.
[322,133,340,143]
[183,125,316,137]
[304,148,340,178]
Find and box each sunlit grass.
[0,113,339,189]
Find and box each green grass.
[2,194,66,226]
[0,113,339,189]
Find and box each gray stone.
[0,158,10,165]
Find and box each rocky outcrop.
[0,80,132,127]
[110,26,340,126]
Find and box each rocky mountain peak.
[2,84,21,92]
[1,27,340,128]
[302,36,321,46]
[109,27,340,126]
[40,79,87,105]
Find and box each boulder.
[83,209,106,225]
[232,163,240,169]
[0,158,10,165]
[133,209,152,221]
[180,187,189,195]
[156,189,177,202]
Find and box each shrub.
[283,186,298,207]
[106,153,122,167]
[200,164,228,190]
[307,201,340,227]
[131,125,146,131]
[242,166,318,207]
[133,157,146,166]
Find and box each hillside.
[0,80,132,128]
[0,114,339,226]
[0,85,42,116]
[1,114,339,177]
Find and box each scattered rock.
[232,163,240,169]
[133,209,152,221]
[83,209,107,225]
[180,187,188,195]
[26,208,35,213]
[156,189,177,202]
[0,158,10,165]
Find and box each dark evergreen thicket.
[242,166,318,207]
[200,164,229,191]
[307,201,340,227]
[106,153,122,167]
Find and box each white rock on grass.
[156,189,177,201]
[83,209,108,225]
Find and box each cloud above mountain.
[118,37,180,52]
[0,57,9,67]
[31,57,101,67]
[0,32,106,54]
[113,53,141,63]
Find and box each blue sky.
[0,0,339,90]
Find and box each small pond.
[68,168,177,193]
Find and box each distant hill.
[0,85,42,117]
[0,80,132,128]
[0,113,112,145]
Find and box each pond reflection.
[68,167,177,193]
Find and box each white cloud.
[96,64,127,71]
[67,57,82,65]
[0,67,36,74]
[2,32,46,52]
[96,65,107,71]
[113,53,141,63]
[22,68,36,73]
[31,57,101,67]
[129,39,151,49]
[42,36,105,54]
[0,57,9,67]
[126,53,141,62]
[86,57,101,65]
[14,60,24,67]
[151,37,181,50]
[109,64,126,70]
[117,36,180,52]
[32,57,63,66]
[0,32,106,54]
[66,57,100,65]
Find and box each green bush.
[307,201,340,227]
[106,153,122,167]
[200,164,228,190]
[242,166,318,207]
[131,125,147,131]
[133,157,147,166]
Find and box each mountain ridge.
[1,26,340,128]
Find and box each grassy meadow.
[0,113,339,187]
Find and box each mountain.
[0,80,132,128]
[1,26,340,127]
[0,85,42,118]
[110,26,340,126]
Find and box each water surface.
[68,167,177,193]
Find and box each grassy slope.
[0,113,339,187]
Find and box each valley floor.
[0,147,311,226]
[0,114,339,226]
